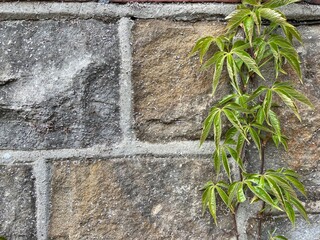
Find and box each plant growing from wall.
[190,0,313,239]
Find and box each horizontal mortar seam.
[0,3,319,21]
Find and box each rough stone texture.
[0,20,120,150]
[246,214,320,240]
[0,165,36,239]
[132,20,230,142]
[49,158,237,239]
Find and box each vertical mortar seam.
[118,17,135,143]
[34,159,51,240]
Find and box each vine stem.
[233,204,240,240]
[257,143,266,239]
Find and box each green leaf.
[263,89,273,122]
[273,82,313,108]
[226,9,252,32]
[213,149,221,176]
[258,8,286,25]
[251,123,274,134]
[246,85,267,102]
[226,146,244,170]
[284,200,295,225]
[189,36,214,59]
[225,102,253,114]
[274,89,301,121]
[218,94,237,106]
[269,110,281,136]
[228,182,241,206]
[208,186,218,224]
[233,49,265,80]
[212,54,226,95]
[0,237,7,240]
[273,236,288,240]
[243,0,260,5]
[213,111,222,148]
[267,174,296,197]
[202,51,226,70]
[221,148,231,181]
[216,186,234,212]
[290,197,309,221]
[236,133,246,156]
[246,182,283,211]
[279,49,302,81]
[281,22,302,43]
[226,54,236,83]
[285,175,307,196]
[265,176,286,206]
[244,16,255,46]
[225,127,238,142]
[249,127,262,157]
[237,183,246,203]
[202,186,211,214]
[200,108,218,145]
[223,109,247,141]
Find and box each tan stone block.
[49,158,237,239]
[132,20,230,142]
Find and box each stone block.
[0,20,120,150]
[49,158,237,239]
[246,214,320,240]
[0,165,36,239]
[132,20,230,142]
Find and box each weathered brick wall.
[0,2,319,240]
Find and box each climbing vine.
[190,0,313,239]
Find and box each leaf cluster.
[191,0,313,237]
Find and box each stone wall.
[0,2,319,240]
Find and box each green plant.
[190,0,313,239]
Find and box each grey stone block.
[0,20,120,150]
[0,165,36,239]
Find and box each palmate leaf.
[273,82,314,108]
[232,49,265,80]
[246,182,283,211]
[226,9,252,33]
[189,36,215,62]
[281,22,302,43]
[279,50,302,81]
[201,181,233,224]
[290,196,309,221]
[258,8,286,25]
[200,108,219,145]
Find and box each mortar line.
[0,140,215,164]
[34,159,51,240]
[0,3,319,21]
[118,17,135,143]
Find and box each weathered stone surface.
[0,20,120,150]
[0,165,36,239]
[49,158,237,239]
[246,214,320,240]
[132,20,230,142]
